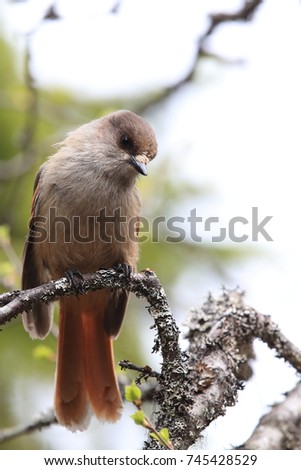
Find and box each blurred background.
[0,0,301,450]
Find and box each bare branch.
[0,409,57,445]
[238,382,301,450]
[43,4,60,20]
[0,375,157,446]
[199,0,263,46]
[0,32,38,181]
[136,0,264,115]
[110,0,122,15]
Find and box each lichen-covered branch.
[0,267,184,373]
[1,277,301,450]
[178,289,301,449]
[0,267,190,449]
[119,360,160,380]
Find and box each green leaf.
[125,382,142,403]
[0,261,14,277]
[32,345,55,362]
[0,225,10,245]
[159,428,170,442]
[149,431,160,442]
[130,410,146,426]
[150,428,171,446]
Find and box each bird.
[21,110,158,431]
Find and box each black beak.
[129,155,148,176]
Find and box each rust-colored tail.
[54,291,122,431]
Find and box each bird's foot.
[64,268,84,296]
[113,263,132,281]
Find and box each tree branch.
[1,276,301,450]
[0,409,57,445]
[119,360,160,381]
[0,376,157,446]
[0,19,40,182]
[136,0,264,115]
[165,288,301,449]
[0,268,183,372]
[238,381,301,450]
[199,0,263,46]
[0,268,190,449]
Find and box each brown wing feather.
[22,165,53,339]
[103,215,139,337]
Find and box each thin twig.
[199,0,263,47]
[0,409,57,444]
[136,0,264,114]
[119,360,160,381]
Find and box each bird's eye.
[120,135,133,151]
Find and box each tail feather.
[54,291,122,431]
[82,292,122,422]
[54,297,90,431]
[82,314,122,422]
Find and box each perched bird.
[21,110,157,431]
